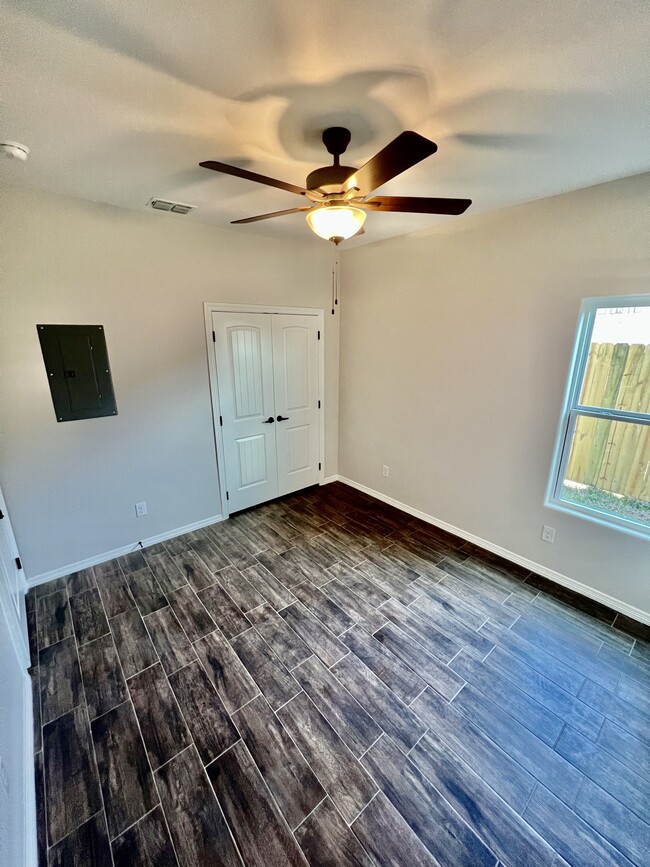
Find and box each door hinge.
[318,400,321,408]
[317,330,321,340]
[212,330,216,342]
[226,491,229,501]
[0,509,4,519]
[15,556,22,570]
[219,416,223,426]
[319,462,322,471]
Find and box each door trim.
[204,302,325,519]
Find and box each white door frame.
[203,302,325,519]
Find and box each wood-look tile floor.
[28,482,650,867]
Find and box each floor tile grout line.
[290,794,328,833]
[345,788,380,828]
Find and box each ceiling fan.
[200,127,472,244]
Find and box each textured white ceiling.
[1,0,648,247]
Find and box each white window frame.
[546,293,650,540]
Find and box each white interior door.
[272,315,320,495]
[213,313,279,513]
[212,309,321,513]
[0,485,28,668]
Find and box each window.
[547,295,650,538]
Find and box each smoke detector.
[0,141,29,161]
[148,197,196,215]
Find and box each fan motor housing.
[306,164,357,193]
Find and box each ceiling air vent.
[149,198,196,215]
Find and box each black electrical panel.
[37,324,118,422]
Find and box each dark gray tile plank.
[381,598,460,662]
[194,627,259,713]
[168,660,239,764]
[43,706,103,845]
[295,797,376,867]
[327,562,391,608]
[436,559,512,604]
[93,559,122,579]
[34,750,47,867]
[118,550,148,573]
[480,620,585,696]
[573,777,650,865]
[281,544,333,586]
[208,524,258,570]
[410,733,555,866]
[167,585,216,642]
[143,606,196,675]
[342,625,426,705]
[411,594,494,658]
[146,552,188,594]
[617,673,650,713]
[207,740,307,866]
[91,701,159,838]
[354,562,420,606]
[69,588,110,645]
[49,812,112,867]
[374,622,465,701]
[555,726,650,824]
[332,652,426,755]
[361,735,496,867]
[197,582,250,638]
[111,608,158,679]
[127,567,168,616]
[155,745,243,867]
[78,632,128,719]
[95,571,136,619]
[111,806,179,867]
[361,545,421,584]
[293,655,383,758]
[215,563,267,612]
[163,535,192,556]
[129,662,192,770]
[450,651,564,746]
[292,580,356,636]
[438,573,520,628]
[411,687,536,814]
[278,602,348,668]
[173,549,216,593]
[412,573,487,630]
[596,642,649,685]
[66,568,96,597]
[321,578,389,633]
[451,684,583,806]
[597,718,650,777]
[232,694,325,831]
[27,607,38,668]
[278,692,378,824]
[255,550,307,589]
[351,792,439,866]
[243,562,297,610]
[230,628,301,711]
[37,589,73,649]
[39,636,83,724]
[248,603,312,668]
[190,535,231,572]
[481,645,604,740]
[523,784,635,867]
[381,541,448,582]
[30,667,42,754]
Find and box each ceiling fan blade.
[231,207,312,224]
[343,131,438,197]
[200,160,309,197]
[363,195,472,215]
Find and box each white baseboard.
[27,514,225,588]
[338,475,650,627]
[320,475,339,486]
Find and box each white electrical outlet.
[135,501,148,517]
[382,465,390,478]
[541,525,555,543]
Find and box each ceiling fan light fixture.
[306,205,366,243]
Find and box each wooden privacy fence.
[566,342,650,501]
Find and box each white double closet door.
[213,311,321,513]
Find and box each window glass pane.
[578,306,650,412]
[561,417,650,528]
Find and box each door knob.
[262,416,275,424]
[276,415,290,422]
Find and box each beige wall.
[0,188,338,579]
[339,173,650,618]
